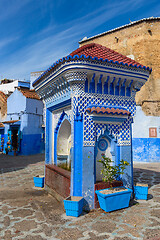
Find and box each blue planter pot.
[134,184,148,200]
[64,196,84,217]
[95,187,132,212]
[33,175,45,188]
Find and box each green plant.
[58,162,71,172]
[98,154,130,187]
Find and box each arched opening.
[57,119,71,171]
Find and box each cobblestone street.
[0,154,160,240]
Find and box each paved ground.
[0,154,160,240]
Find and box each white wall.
[0,80,30,94]
[132,106,160,138]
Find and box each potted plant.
[63,196,84,217]
[95,154,132,212]
[33,175,45,188]
[134,183,148,200]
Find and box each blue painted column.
[119,120,133,189]
[82,146,95,209]
[54,130,58,165]
[45,108,53,164]
[120,145,132,189]
[116,145,121,181]
[97,74,103,94]
[130,123,134,190]
[89,73,95,93]
[104,76,109,94]
[73,107,83,196]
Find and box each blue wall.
[132,106,160,162]
[82,146,95,209]
[20,134,44,155]
[73,111,83,197]
[120,145,133,189]
[132,138,160,162]
[45,108,52,164]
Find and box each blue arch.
[54,111,71,165]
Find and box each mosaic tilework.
[71,82,84,97]
[46,77,135,147]
[65,71,87,82]
[72,82,135,146]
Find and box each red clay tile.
[3,120,19,124]
[70,43,144,67]
[86,106,130,116]
[18,88,40,100]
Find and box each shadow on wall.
[0,153,45,174]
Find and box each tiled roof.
[18,88,40,100]
[0,91,7,103]
[33,43,151,87]
[85,105,130,116]
[70,43,145,68]
[3,120,19,124]
[0,122,4,128]
[79,17,160,43]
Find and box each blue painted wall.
[45,108,52,163]
[20,134,43,155]
[132,138,160,162]
[120,145,133,189]
[82,146,95,209]
[132,106,160,162]
[73,110,83,197]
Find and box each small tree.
[98,153,130,187]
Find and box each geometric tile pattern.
[72,83,136,146]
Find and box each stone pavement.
[0,154,160,240]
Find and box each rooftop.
[0,91,7,103]
[18,88,40,100]
[33,43,151,87]
[70,43,145,68]
[79,17,160,43]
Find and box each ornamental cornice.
[34,60,149,93]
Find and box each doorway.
[11,129,18,151]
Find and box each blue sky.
[0,0,160,81]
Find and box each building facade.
[0,91,7,152]
[33,43,150,208]
[79,17,160,162]
[3,87,45,155]
[0,79,30,95]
